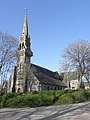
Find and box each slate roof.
[31,64,66,87]
[84,82,90,87]
[60,72,78,82]
[0,84,2,90]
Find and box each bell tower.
[17,13,33,64]
[16,13,33,93]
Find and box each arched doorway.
[17,88,21,92]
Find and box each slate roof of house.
[31,64,67,87]
[0,84,2,90]
[60,72,79,82]
[84,82,90,87]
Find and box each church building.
[4,13,66,93]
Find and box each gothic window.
[20,64,21,72]
[55,87,57,90]
[45,86,46,89]
[47,86,49,90]
[17,88,21,92]
[22,42,24,49]
[19,64,24,72]
[19,44,21,50]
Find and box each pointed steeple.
[22,12,28,38]
[17,11,33,64]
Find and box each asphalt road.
[0,102,90,120]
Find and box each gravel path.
[0,102,90,120]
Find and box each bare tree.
[84,66,90,83]
[0,32,18,84]
[60,39,90,83]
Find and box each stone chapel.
[3,13,66,93]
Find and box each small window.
[20,64,21,72]
[19,44,21,50]
[22,42,24,49]
[17,88,21,92]
[47,86,49,90]
[55,87,57,90]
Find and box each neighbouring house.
[0,85,2,91]
[60,72,84,90]
[84,82,90,90]
[2,13,66,93]
[60,71,90,90]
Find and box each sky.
[0,0,90,72]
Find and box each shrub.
[1,93,23,107]
[1,90,90,108]
[82,90,90,101]
[0,96,2,102]
[4,92,53,108]
[55,93,74,105]
[72,90,87,103]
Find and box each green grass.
[0,89,90,108]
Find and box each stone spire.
[17,11,33,64]
[22,12,28,38]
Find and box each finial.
[25,8,27,16]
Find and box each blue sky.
[0,0,90,71]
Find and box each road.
[0,102,90,120]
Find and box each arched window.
[47,86,49,90]
[20,64,21,72]
[22,42,24,49]
[19,44,21,50]
[55,87,57,90]
[17,88,21,92]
